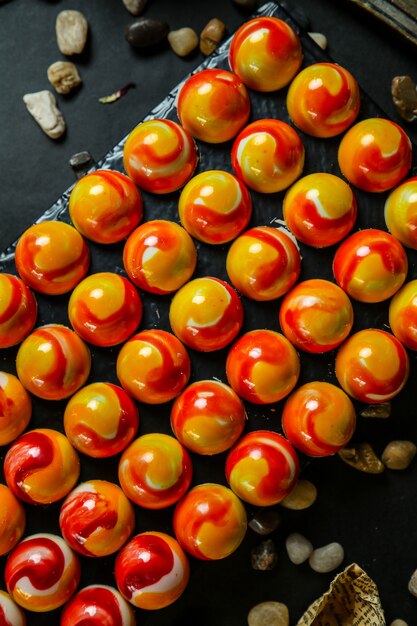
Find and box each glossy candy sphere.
[178,170,252,244]
[389,280,417,350]
[282,382,356,457]
[333,229,408,303]
[16,324,91,400]
[169,277,243,352]
[0,274,37,348]
[118,433,192,509]
[170,380,246,455]
[338,118,412,192]
[226,330,300,404]
[279,279,354,353]
[177,69,250,143]
[384,176,417,249]
[123,220,197,294]
[286,63,360,138]
[64,382,139,458]
[229,16,302,92]
[123,119,198,194]
[4,428,80,505]
[232,119,304,193]
[115,531,190,610]
[15,221,89,295]
[226,226,301,301]
[68,272,142,347]
[225,431,299,506]
[173,483,247,560]
[0,485,26,556]
[335,329,409,403]
[283,173,357,247]
[0,591,26,626]
[0,372,31,446]
[117,329,190,404]
[60,480,135,557]
[61,585,136,626]
[69,170,143,244]
[5,533,80,612]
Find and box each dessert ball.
[0,274,37,348]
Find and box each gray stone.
[23,91,66,140]
[247,601,289,626]
[47,61,81,95]
[123,0,148,16]
[56,10,88,56]
[248,509,281,535]
[308,32,327,50]
[200,18,226,56]
[125,18,169,49]
[408,569,417,597]
[382,440,417,470]
[285,533,313,565]
[168,28,198,57]
[69,151,95,179]
[309,542,344,574]
[392,76,417,122]
[251,539,278,571]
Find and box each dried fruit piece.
[47,61,81,95]
[23,90,66,139]
[99,82,136,104]
[200,18,226,56]
[382,440,416,470]
[338,443,384,474]
[360,402,391,418]
[392,76,417,122]
[280,479,317,510]
[56,10,88,56]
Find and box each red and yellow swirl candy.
[5,533,80,612]
[170,380,246,455]
[0,372,31,446]
[338,118,412,192]
[0,591,26,626]
[232,119,304,193]
[123,119,198,194]
[229,16,302,92]
[173,483,247,560]
[61,585,135,626]
[4,428,80,505]
[282,382,356,457]
[177,69,250,143]
[64,382,139,458]
[226,226,301,301]
[59,480,135,557]
[226,330,300,404]
[68,272,142,346]
[283,173,357,247]
[117,329,190,404]
[123,220,197,294]
[384,176,417,249]
[15,221,89,295]
[335,329,409,403]
[118,433,192,509]
[279,279,354,353]
[333,229,408,303]
[0,274,37,348]
[225,431,300,506]
[178,170,252,244]
[115,531,190,609]
[389,280,417,350]
[286,63,360,138]
[169,277,243,352]
[0,485,26,556]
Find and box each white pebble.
[390,620,408,626]
[56,10,88,56]
[308,32,327,50]
[309,542,344,573]
[285,533,313,565]
[23,91,66,139]
[408,569,417,597]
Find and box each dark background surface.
[1,1,417,625]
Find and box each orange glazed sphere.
[281,382,356,457]
[117,329,190,404]
[226,329,300,404]
[226,226,301,301]
[338,118,412,192]
[178,170,252,245]
[232,119,304,193]
[61,585,135,626]
[177,69,250,143]
[229,16,302,92]
[0,591,26,626]
[16,325,91,401]
[286,63,360,138]
[0,274,37,348]
[68,272,142,347]
[384,176,417,250]
[173,483,247,560]
[123,119,198,194]
[0,372,31,446]
[69,170,143,244]
[389,280,417,350]
[335,329,409,403]
[333,229,408,303]
[0,485,26,556]
[283,173,357,247]
[15,221,89,295]
[123,220,197,294]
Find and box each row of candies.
[1,14,417,624]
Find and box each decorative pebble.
[168,27,199,57]
[233,0,259,11]
[125,17,169,48]
[285,533,313,565]
[69,151,95,179]
[408,569,417,597]
[56,10,88,56]
[392,75,417,122]
[309,542,344,574]
[308,32,327,49]
[338,443,385,474]
[23,90,66,139]
[47,61,81,95]
[200,18,226,56]
[390,620,409,626]
[251,539,278,571]
[247,601,289,626]
[248,510,281,536]
[382,441,417,470]
[360,402,391,419]
[123,0,148,16]
[280,480,317,510]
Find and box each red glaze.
[0,274,37,348]
[0,372,31,446]
[225,431,300,506]
[0,485,26,557]
[61,585,136,626]
[389,280,417,350]
[0,591,26,626]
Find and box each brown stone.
[338,443,384,474]
[280,480,317,510]
[168,28,198,57]
[47,61,81,95]
[200,18,226,56]
[382,440,416,470]
[392,75,417,122]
